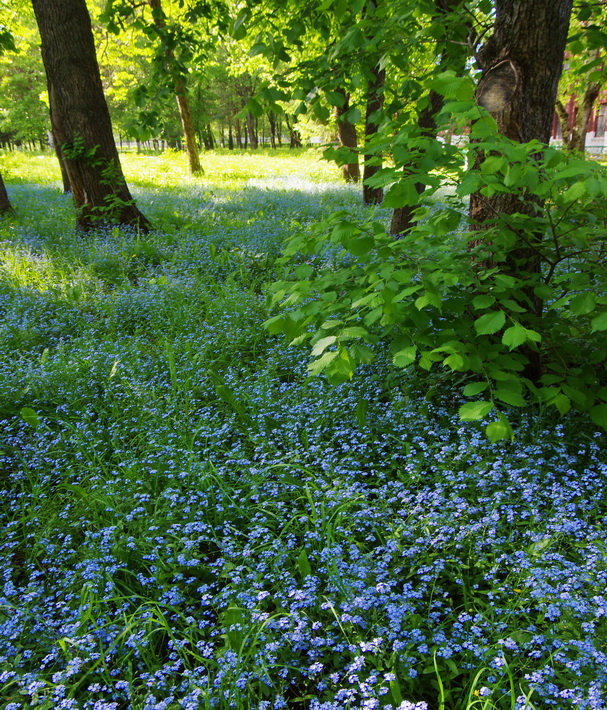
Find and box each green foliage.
[267,98,607,435]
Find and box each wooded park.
[0,1,606,708]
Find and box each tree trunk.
[470,0,572,377]
[471,0,572,227]
[32,0,150,231]
[175,78,202,172]
[247,112,258,149]
[556,81,601,153]
[148,0,202,174]
[284,115,302,148]
[362,62,385,204]
[268,111,277,150]
[51,128,71,193]
[334,91,360,183]
[0,171,13,214]
[390,0,468,235]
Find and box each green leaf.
[383,180,419,209]
[502,325,527,350]
[392,346,417,368]
[474,310,505,335]
[20,407,40,428]
[297,549,312,578]
[312,336,337,357]
[472,294,495,309]
[562,181,587,203]
[590,404,607,428]
[486,419,513,442]
[591,312,607,332]
[552,393,571,415]
[495,388,526,407]
[459,401,494,421]
[570,292,596,316]
[308,350,338,375]
[347,235,375,256]
[444,353,465,371]
[463,381,488,397]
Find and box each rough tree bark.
[0,171,13,214]
[470,0,573,377]
[148,0,202,174]
[334,90,360,183]
[32,0,150,231]
[471,1,572,222]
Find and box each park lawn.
[0,149,605,710]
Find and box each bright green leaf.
[392,346,417,368]
[474,310,505,335]
[472,294,495,309]
[459,401,494,421]
[486,419,513,442]
[502,325,527,350]
[463,381,488,397]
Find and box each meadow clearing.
[0,149,605,710]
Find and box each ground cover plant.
[0,149,606,710]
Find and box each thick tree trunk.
[334,91,360,183]
[0,171,13,214]
[470,0,572,378]
[32,0,150,231]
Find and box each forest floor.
[0,149,605,710]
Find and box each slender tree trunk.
[334,91,360,183]
[390,0,468,235]
[284,115,302,148]
[470,0,572,378]
[148,0,201,174]
[32,0,150,231]
[362,63,385,204]
[247,112,258,149]
[0,171,13,214]
[556,80,601,153]
[268,111,277,149]
[175,77,202,172]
